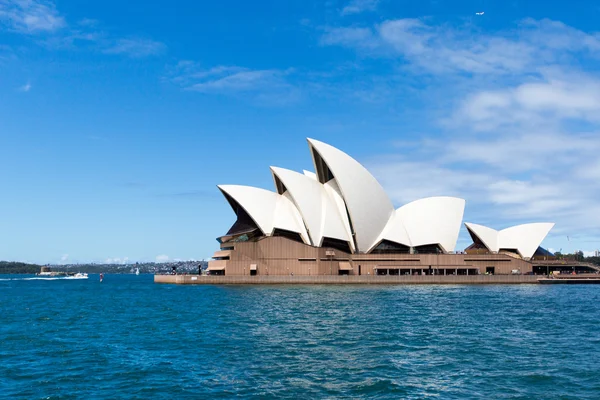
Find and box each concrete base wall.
[155,274,539,285]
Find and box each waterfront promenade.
[155,274,539,285]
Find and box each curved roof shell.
[374,209,411,249]
[374,197,465,252]
[303,170,317,180]
[270,167,353,248]
[498,223,555,259]
[217,138,554,258]
[307,138,394,252]
[464,222,498,251]
[397,197,466,252]
[465,222,555,259]
[218,185,310,244]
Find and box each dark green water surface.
[1,275,600,399]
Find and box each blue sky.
[2,0,600,264]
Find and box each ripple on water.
[1,277,600,398]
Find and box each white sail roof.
[374,209,412,248]
[307,138,394,252]
[398,197,466,252]
[465,222,555,258]
[373,197,465,252]
[464,222,498,251]
[270,167,353,248]
[218,185,310,244]
[218,138,554,258]
[302,170,317,180]
[498,223,555,259]
[323,179,355,252]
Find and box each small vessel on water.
[37,266,88,279]
[37,266,66,277]
[100,273,104,283]
[135,267,140,276]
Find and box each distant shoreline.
[0,260,207,275]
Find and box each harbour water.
[2,274,600,398]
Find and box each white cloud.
[575,159,600,180]
[0,2,165,58]
[341,0,379,16]
[103,38,165,58]
[41,28,165,59]
[321,18,600,75]
[172,63,246,82]
[521,19,600,52]
[155,254,169,263]
[0,0,65,33]
[18,82,31,91]
[104,257,129,264]
[60,254,68,262]
[368,157,494,207]
[169,62,300,105]
[321,27,378,49]
[317,17,599,249]
[189,69,284,93]
[370,120,600,227]
[77,18,98,27]
[455,71,600,131]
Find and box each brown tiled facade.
[208,236,532,276]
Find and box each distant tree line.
[585,256,600,265]
[553,251,600,265]
[0,260,206,274]
[0,261,42,274]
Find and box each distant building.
[595,250,600,257]
[209,139,555,276]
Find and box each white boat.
[36,266,88,279]
[135,267,140,275]
[67,273,88,279]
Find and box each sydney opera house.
[208,139,555,276]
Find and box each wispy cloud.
[169,61,301,105]
[1,1,165,58]
[454,69,600,131]
[341,0,379,16]
[322,18,600,249]
[0,0,65,33]
[155,254,169,263]
[103,38,166,58]
[189,69,286,93]
[321,18,600,75]
[18,81,31,91]
[77,18,99,27]
[369,127,600,245]
[105,257,129,264]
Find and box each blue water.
[2,275,600,399]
